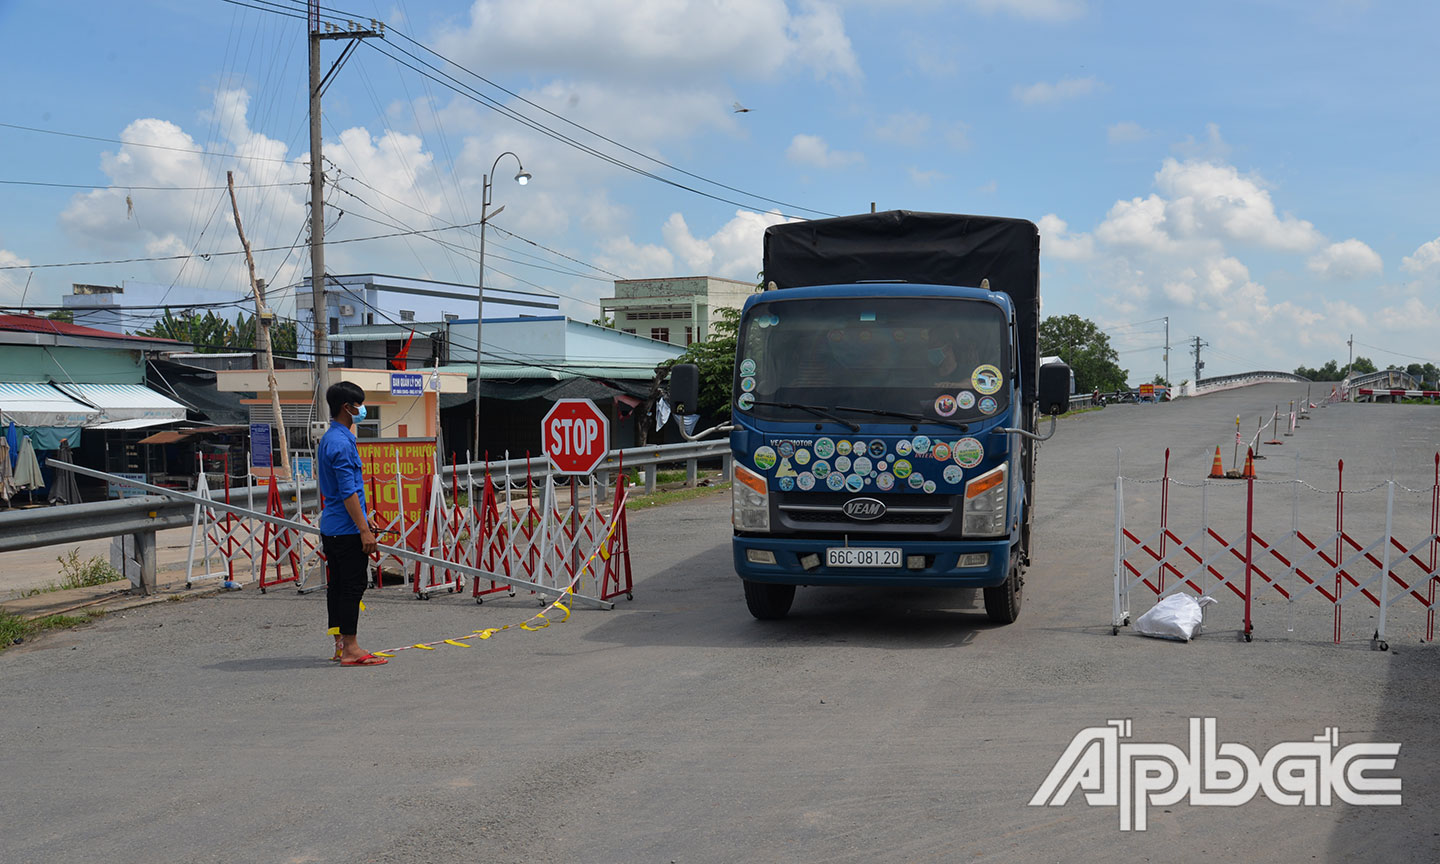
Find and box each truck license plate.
[826,547,902,568]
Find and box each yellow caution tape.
[413,643,435,650]
[520,616,550,631]
[551,601,571,623]
[444,639,471,647]
[359,600,366,611]
[326,626,340,636]
[599,545,610,561]
[374,651,395,658]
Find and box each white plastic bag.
[1134,594,1217,642]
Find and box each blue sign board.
[250,423,272,469]
[390,373,424,397]
[292,456,314,482]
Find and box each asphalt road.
[2,383,1436,863]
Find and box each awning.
[52,382,188,423]
[90,417,178,431]
[0,382,99,427]
[138,425,248,445]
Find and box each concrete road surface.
[2,383,1436,863]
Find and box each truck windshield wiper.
[748,399,861,432]
[834,405,968,432]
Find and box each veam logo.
[841,498,886,520]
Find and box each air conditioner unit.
[338,304,355,317]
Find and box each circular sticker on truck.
[957,391,976,410]
[737,392,754,411]
[795,448,811,466]
[933,442,952,462]
[876,472,895,491]
[826,473,845,491]
[943,464,963,484]
[753,446,777,471]
[812,460,831,479]
[837,439,852,456]
[892,459,913,479]
[835,455,852,473]
[814,438,835,459]
[852,456,873,476]
[972,364,1002,395]
[739,358,756,376]
[934,394,957,417]
[953,437,984,468]
[797,472,816,491]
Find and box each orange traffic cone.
[1241,448,1256,479]
[1208,446,1225,479]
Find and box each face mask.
[350,404,368,422]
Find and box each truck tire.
[743,580,795,620]
[983,556,1023,624]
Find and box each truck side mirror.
[1038,363,1071,416]
[669,363,700,414]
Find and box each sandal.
[340,653,389,666]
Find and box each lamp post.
[474,151,531,462]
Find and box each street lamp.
[474,151,531,462]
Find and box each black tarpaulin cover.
[763,210,1041,401]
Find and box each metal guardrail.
[0,439,732,559]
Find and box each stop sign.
[542,398,610,475]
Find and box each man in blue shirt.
[317,380,386,666]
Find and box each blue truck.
[670,211,1070,622]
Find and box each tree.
[1350,356,1377,375]
[46,310,74,324]
[670,306,740,419]
[590,315,615,329]
[1038,314,1128,392]
[136,307,296,356]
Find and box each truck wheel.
[743,580,795,620]
[983,557,1023,624]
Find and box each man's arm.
[344,493,378,555]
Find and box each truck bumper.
[733,536,1011,588]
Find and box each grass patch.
[626,482,730,511]
[56,548,125,590]
[0,607,107,651]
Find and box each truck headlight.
[962,463,1007,537]
[733,462,770,532]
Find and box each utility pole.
[1163,316,1170,385]
[1345,333,1354,379]
[308,2,383,418]
[1192,336,1208,383]
[228,170,291,481]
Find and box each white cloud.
[908,167,949,187]
[1038,213,1094,260]
[786,133,864,169]
[1107,121,1149,144]
[1155,158,1322,252]
[0,248,34,304]
[1172,122,1230,160]
[433,0,860,84]
[965,0,1086,21]
[1095,194,1176,252]
[1401,237,1440,275]
[599,209,797,283]
[872,110,932,146]
[1013,76,1100,106]
[1095,158,1323,254]
[1377,296,1440,331]
[1307,239,1383,280]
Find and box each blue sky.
[1,0,1436,382]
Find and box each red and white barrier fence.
[1357,388,1440,400]
[1114,449,1440,649]
[181,451,632,607]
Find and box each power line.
[0,179,306,191]
[245,0,836,218]
[1352,340,1434,365]
[0,217,491,270]
[0,121,309,165]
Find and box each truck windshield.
[735,297,1011,423]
